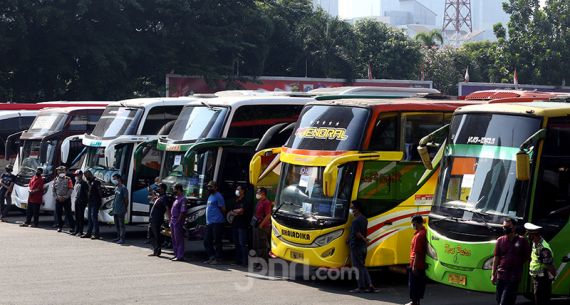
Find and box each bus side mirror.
[516,151,530,181]
[249,153,262,186]
[417,145,433,170]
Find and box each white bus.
[145,92,313,238]
[10,106,108,211]
[79,97,201,224]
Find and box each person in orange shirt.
[406,215,427,305]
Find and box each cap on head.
[524,222,542,233]
[57,165,66,172]
[207,181,217,188]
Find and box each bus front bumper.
[426,255,495,293]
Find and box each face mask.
[59,173,65,178]
[235,190,240,197]
[75,177,81,182]
[503,227,513,235]
[112,179,118,185]
[349,208,355,215]
[255,194,262,200]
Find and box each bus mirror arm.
[516,129,547,181]
[417,124,450,171]
[323,151,404,197]
[5,130,25,161]
[249,147,282,186]
[39,130,64,164]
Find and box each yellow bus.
[249,96,476,268]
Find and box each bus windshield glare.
[161,150,216,199]
[20,140,57,177]
[167,106,227,141]
[433,113,542,223]
[91,106,143,138]
[285,105,369,151]
[275,163,354,221]
[28,113,67,136]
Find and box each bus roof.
[35,106,107,114]
[184,95,314,108]
[464,90,570,100]
[0,110,37,119]
[309,86,440,96]
[115,97,203,108]
[455,101,570,117]
[0,102,112,111]
[307,97,477,112]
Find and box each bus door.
[531,117,570,295]
[218,147,254,207]
[131,140,161,221]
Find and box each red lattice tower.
[442,0,473,46]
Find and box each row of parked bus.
[245,89,570,298]
[2,88,569,298]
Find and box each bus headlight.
[186,209,205,223]
[482,257,494,270]
[313,229,344,247]
[272,223,281,237]
[427,243,438,260]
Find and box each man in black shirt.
[81,170,103,239]
[73,170,89,236]
[0,164,16,221]
[148,183,169,257]
[228,185,251,266]
[348,200,377,293]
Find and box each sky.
[339,0,548,25]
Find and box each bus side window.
[401,112,446,161]
[68,113,89,131]
[533,117,570,240]
[141,106,182,135]
[368,113,399,151]
[227,105,304,139]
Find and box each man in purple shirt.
[491,218,531,305]
[170,183,187,261]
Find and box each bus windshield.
[433,113,542,223]
[275,163,354,221]
[161,150,216,199]
[28,113,67,136]
[85,146,128,184]
[91,106,143,138]
[19,140,57,177]
[285,105,369,151]
[167,105,227,141]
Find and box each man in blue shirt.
[203,181,226,265]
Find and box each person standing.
[53,166,75,233]
[203,181,226,265]
[228,185,250,266]
[348,201,377,293]
[81,170,103,240]
[20,168,44,227]
[170,183,187,261]
[525,223,556,305]
[491,218,531,305]
[251,187,271,270]
[72,170,88,236]
[111,174,128,244]
[406,215,427,305]
[148,183,169,257]
[146,176,161,244]
[0,164,16,221]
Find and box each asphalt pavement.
[0,214,567,305]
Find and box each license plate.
[448,273,466,286]
[290,250,304,260]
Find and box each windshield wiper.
[272,200,290,217]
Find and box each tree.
[354,19,422,80]
[414,29,444,48]
[422,47,471,95]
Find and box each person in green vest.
[524,222,557,305]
